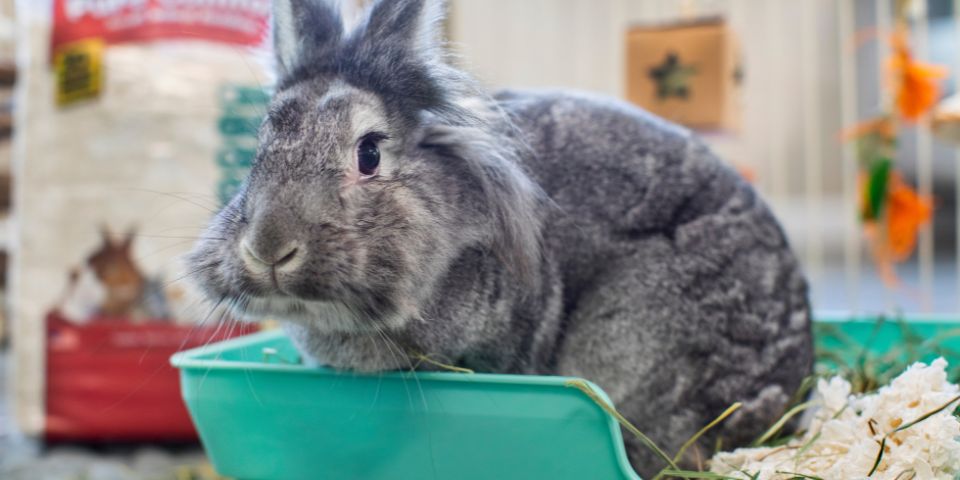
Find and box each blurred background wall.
[448,0,960,313]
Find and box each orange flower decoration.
[844,19,943,289]
[884,173,933,261]
[889,30,947,121]
[863,173,933,286]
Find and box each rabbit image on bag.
[187,0,813,474]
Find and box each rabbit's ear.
[273,0,344,76]
[358,0,445,56]
[120,226,137,252]
[99,224,114,247]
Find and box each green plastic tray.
[170,314,960,480]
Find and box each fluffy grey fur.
[187,0,813,476]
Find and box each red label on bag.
[52,0,271,53]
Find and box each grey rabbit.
[187,0,813,476]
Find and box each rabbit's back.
[493,89,813,474]
[493,89,809,331]
[495,89,746,254]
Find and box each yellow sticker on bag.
[53,38,104,106]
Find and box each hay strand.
[411,353,474,374]
[752,400,818,446]
[652,403,744,480]
[564,379,680,472]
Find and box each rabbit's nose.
[240,239,303,273]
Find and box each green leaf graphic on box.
[219,116,260,136]
[216,84,268,206]
[221,86,270,106]
[217,148,256,168]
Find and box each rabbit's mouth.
[227,293,402,334]
[187,239,406,334]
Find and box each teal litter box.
[170,314,960,480]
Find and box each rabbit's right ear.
[272,0,344,77]
[99,224,114,247]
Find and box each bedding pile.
[711,358,960,480]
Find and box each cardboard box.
[625,17,741,131]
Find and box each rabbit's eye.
[357,137,381,177]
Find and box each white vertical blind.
[878,0,893,84]
[802,0,825,282]
[839,0,863,311]
[766,0,789,208]
[915,2,936,306]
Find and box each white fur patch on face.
[235,295,407,333]
[349,100,390,143]
[316,83,394,185]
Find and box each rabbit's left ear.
[99,224,115,247]
[354,0,446,57]
[273,0,345,76]
[120,226,137,252]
